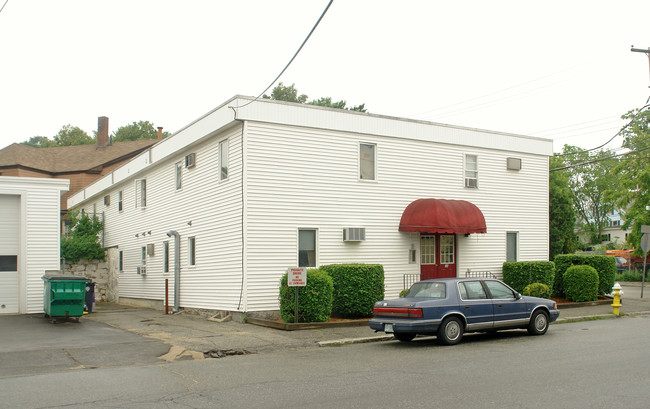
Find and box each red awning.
[399,199,487,234]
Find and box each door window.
[459,281,488,300]
[440,235,455,264]
[420,236,436,265]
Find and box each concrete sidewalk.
[84,282,650,360]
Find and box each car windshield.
[405,282,446,298]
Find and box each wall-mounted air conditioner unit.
[147,243,155,256]
[137,266,147,275]
[343,227,366,242]
[185,153,196,168]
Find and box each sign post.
[640,230,650,298]
[287,267,307,323]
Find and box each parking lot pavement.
[0,314,170,378]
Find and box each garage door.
[0,194,20,314]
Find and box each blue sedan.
[369,278,560,345]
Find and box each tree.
[549,155,576,259]
[21,136,57,148]
[559,144,619,244]
[53,124,94,146]
[111,121,170,142]
[614,107,650,256]
[263,83,367,112]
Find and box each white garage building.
[0,176,69,314]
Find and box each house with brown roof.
[0,117,159,214]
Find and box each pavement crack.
[62,348,85,370]
[160,365,199,391]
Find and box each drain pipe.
[166,230,181,312]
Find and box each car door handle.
[464,306,470,310]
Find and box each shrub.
[279,269,333,323]
[319,264,384,318]
[522,283,551,299]
[61,211,105,263]
[502,261,555,293]
[563,265,599,302]
[399,288,409,298]
[554,254,616,296]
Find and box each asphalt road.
[1,315,648,408]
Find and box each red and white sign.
[288,267,307,287]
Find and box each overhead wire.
[0,0,9,15]
[550,145,650,172]
[230,0,333,110]
[554,103,650,157]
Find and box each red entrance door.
[420,234,456,280]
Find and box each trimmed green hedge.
[554,254,616,296]
[319,264,385,318]
[523,283,551,299]
[564,265,599,302]
[279,269,333,323]
[502,261,555,293]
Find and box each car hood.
[521,295,555,306]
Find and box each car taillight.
[373,307,423,318]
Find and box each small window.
[506,232,518,262]
[298,229,317,267]
[163,241,170,273]
[465,154,478,188]
[408,249,417,264]
[359,143,376,180]
[185,153,196,168]
[175,162,183,190]
[141,246,147,266]
[118,251,123,272]
[104,195,111,206]
[0,255,18,271]
[135,179,146,208]
[440,235,455,264]
[118,191,123,212]
[188,237,196,266]
[220,139,229,180]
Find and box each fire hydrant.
[611,282,622,316]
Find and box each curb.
[246,317,370,331]
[318,334,394,347]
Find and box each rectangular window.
[0,255,17,271]
[135,179,146,208]
[220,139,229,180]
[118,190,123,212]
[141,246,146,266]
[163,241,169,273]
[359,143,376,180]
[175,162,183,190]
[298,229,317,267]
[465,154,478,188]
[118,251,123,272]
[420,236,436,265]
[188,237,196,266]
[506,232,518,262]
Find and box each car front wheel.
[394,333,416,342]
[438,317,463,345]
[527,310,549,335]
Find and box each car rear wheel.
[527,310,549,335]
[438,317,463,345]
[394,333,416,342]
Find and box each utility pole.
[631,46,650,88]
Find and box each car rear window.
[405,282,446,298]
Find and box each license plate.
[384,323,393,333]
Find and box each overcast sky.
[1,0,649,153]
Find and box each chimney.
[97,116,109,147]
[157,126,163,140]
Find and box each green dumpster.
[42,274,89,322]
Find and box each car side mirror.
[515,292,522,300]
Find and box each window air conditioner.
[185,153,196,168]
[465,178,478,188]
[343,227,366,242]
[137,266,147,275]
[147,243,155,256]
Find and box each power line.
[554,103,650,157]
[550,145,650,172]
[0,0,9,15]
[230,0,333,109]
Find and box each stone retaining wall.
[63,248,119,303]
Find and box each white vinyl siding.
[244,121,549,308]
[74,127,243,311]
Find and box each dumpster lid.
[42,274,89,281]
